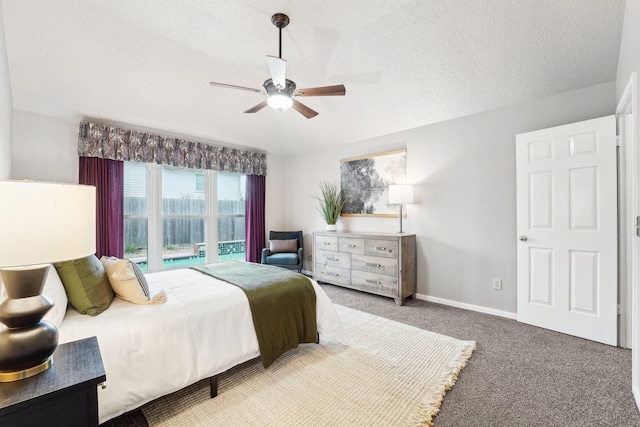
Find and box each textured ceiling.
[0,0,625,156]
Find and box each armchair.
[261,231,303,273]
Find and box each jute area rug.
[142,305,476,426]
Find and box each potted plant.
[313,181,345,231]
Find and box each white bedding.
[58,268,343,423]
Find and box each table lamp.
[388,184,414,233]
[0,181,96,382]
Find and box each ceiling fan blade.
[266,55,287,89]
[292,99,319,119]
[209,82,261,93]
[294,85,346,97]
[244,100,269,114]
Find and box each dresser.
[313,231,416,305]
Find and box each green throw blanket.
[191,262,318,368]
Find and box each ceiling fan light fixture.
[267,93,293,111]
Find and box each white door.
[516,115,617,346]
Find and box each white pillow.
[42,265,69,329]
[0,266,68,329]
[100,256,166,305]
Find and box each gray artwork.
[340,150,406,216]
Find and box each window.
[161,167,207,269]
[217,173,246,261]
[123,163,246,271]
[195,173,205,193]
[123,162,148,269]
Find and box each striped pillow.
[100,257,166,305]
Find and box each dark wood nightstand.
[0,336,106,427]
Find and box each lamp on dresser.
[0,181,96,382]
[388,184,414,233]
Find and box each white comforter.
[58,268,343,423]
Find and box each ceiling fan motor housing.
[263,78,296,97]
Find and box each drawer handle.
[322,242,332,245]
[365,262,382,268]
[346,244,357,248]
[365,279,382,285]
[99,382,107,389]
[375,247,387,251]
[332,273,340,277]
[326,257,340,262]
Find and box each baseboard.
[634,384,640,412]
[415,293,517,320]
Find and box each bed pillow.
[100,256,166,305]
[269,239,298,253]
[42,266,69,329]
[54,254,114,316]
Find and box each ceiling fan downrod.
[271,13,289,59]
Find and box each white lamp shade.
[388,184,414,205]
[0,181,96,267]
[267,93,293,111]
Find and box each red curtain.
[79,157,124,258]
[245,174,266,263]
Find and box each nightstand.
[0,336,106,427]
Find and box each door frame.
[617,71,639,410]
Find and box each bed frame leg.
[210,375,218,398]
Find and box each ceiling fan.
[209,13,346,119]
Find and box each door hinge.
[617,304,621,315]
[616,135,621,146]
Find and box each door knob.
[519,235,528,242]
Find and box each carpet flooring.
[103,284,640,426]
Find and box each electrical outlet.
[492,278,502,290]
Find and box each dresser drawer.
[351,270,398,297]
[315,249,351,269]
[338,237,365,254]
[315,235,338,252]
[364,239,399,258]
[315,264,351,286]
[351,254,398,277]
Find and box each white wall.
[617,0,640,100]
[11,110,78,182]
[265,153,286,238]
[0,5,12,179]
[8,83,616,316]
[285,82,616,314]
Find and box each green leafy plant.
[165,244,175,251]
[125,243,137,254]
[313,181,345,225]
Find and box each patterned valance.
[77,121,267,176]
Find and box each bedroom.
[1,0,640,426]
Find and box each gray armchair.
[261,230,303,273]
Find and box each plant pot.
[326,224,337,231]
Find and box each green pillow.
[54,254,114,316]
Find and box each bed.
[56,266,343,424]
